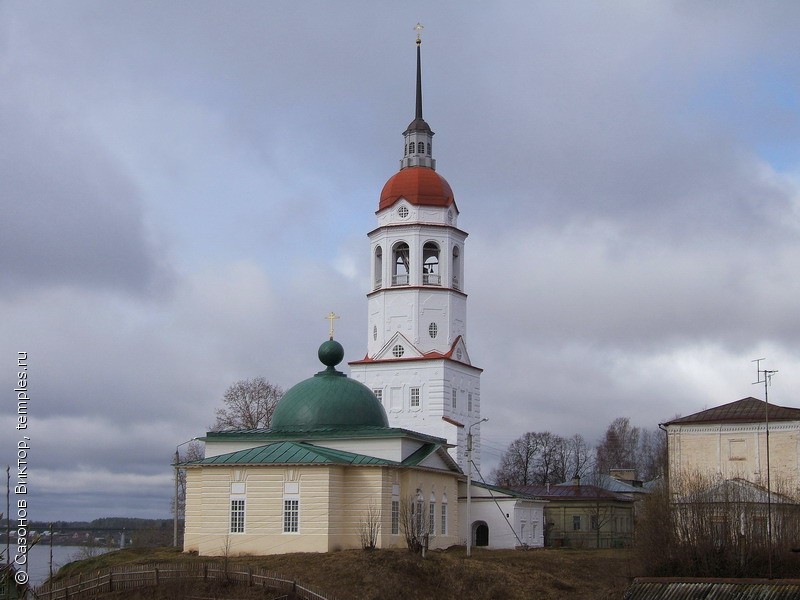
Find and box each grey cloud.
[0,100,172,296]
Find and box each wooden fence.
[34,561,335,600]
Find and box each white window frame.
[230,497,245,534]
[391,483,400,535]
[391,499,400,535]
[441,500,448,535]
[429,500,436,535]
[410,387,420,409]
[283,482,300,534]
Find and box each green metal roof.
[203,425,450,446]
[186,441,395,467]
[184,439,461,473]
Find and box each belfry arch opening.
[392,242,410,286]
[374,246,382,289]
[423,242,440,285]
[452,246,460,290]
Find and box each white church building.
[348,32,481,471]
[181,32,545,557]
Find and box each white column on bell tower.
[349,26,483,472]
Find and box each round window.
[398,206,409,218]
[392,344,405,358]
[456,349,463,360]
[428,323,438,338]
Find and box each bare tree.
[492,432,540,486]
[638,427,667,481]
[596,417,641,474]
[584,469,617,549]
[552,434,594,483]
[211,377,283,431]
[399,495,429,554]
[638,471,800,577]
[494,431,595,486]
[358,502,381,550]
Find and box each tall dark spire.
[415,36,423,121]
[405,23,432,136]
[400,24,435,170]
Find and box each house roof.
[625,578,800,600]
[464,481,549,501]
[561,475,649,495]
[661,397,800,426]
[512,484,634,502]
[202,425,450,447]
[185,440,456,470]
[188,441,392,466]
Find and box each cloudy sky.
[2,2,800,522]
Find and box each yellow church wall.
[184,463,463,556]
[668,424,800,496]
[184,465,335,556]
[328,466,385,550]
[397,469,461,549]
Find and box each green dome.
[271,340,389,431]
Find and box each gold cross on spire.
[414,22,424,45]
[325,311,340,340]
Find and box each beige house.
[662,397,800,496]
[512,483,635,548]
[183,339,545,555]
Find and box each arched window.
[423,242,440,285]
[404,144,408,157]
[392,242,410,285]
[374,246,382,289]
[427,141,432,155]
[418,142,425,155]
[409,141,416,154]
[474,521,489,547]
[452,246,460,290]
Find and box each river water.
[19,544,111,587]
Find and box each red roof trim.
[349,336,482,372]
[349,355,483,372]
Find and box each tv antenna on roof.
[752,357,778,579]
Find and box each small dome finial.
[318,339,345,369]
[414,22,424,45]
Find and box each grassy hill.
[52,545,636,599]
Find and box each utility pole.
[5,466,9,574]
[466,418,487,557]
[174,438,198,547]
[752,358,777,580]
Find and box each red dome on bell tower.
[379,167,455,211]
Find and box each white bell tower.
[350,29,483,470]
